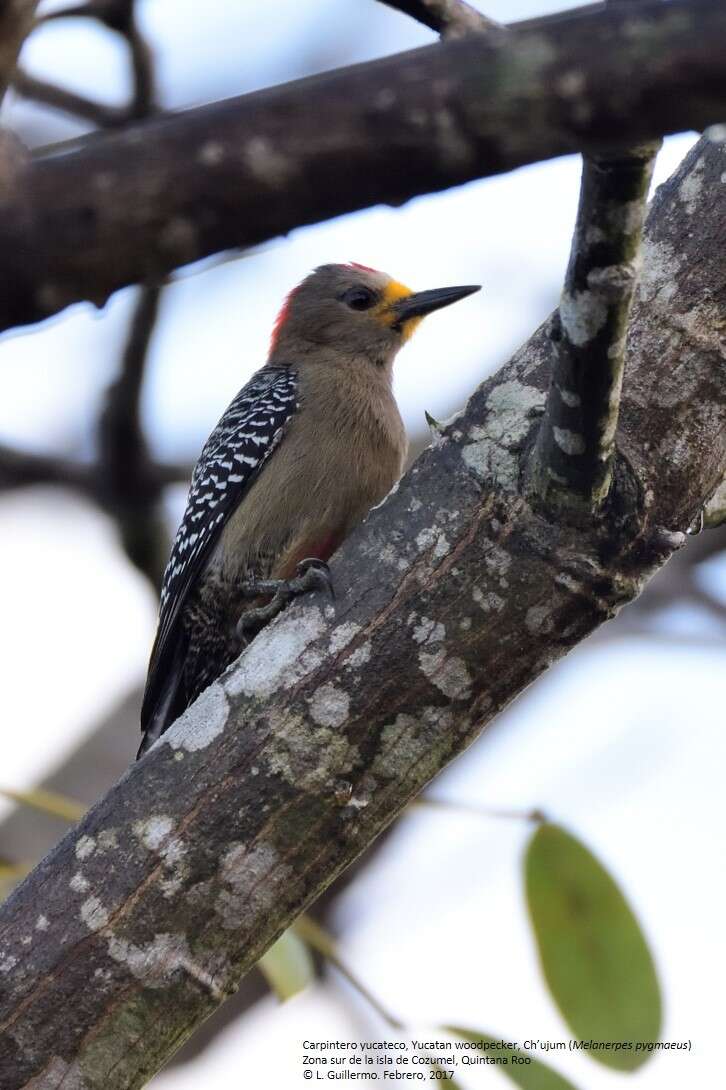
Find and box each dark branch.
[96,284,170,589]
[0,1,39,99]
[377,0,503,38]
[0,0,725,331]
[527,143,659,514]
[0,443,94,494]
[0,444,191,497]
[14,0,156,126]
[11,69,130,127]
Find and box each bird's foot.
[236,558,334,639]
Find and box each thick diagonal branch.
[0,135,723,1090]
[1,0,726,332]
[527,142,659,514]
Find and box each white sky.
[0,2,721,1088]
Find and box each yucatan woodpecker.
[138,263,480,756]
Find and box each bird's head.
[268,263,480,373]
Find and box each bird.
[138,263,480,757]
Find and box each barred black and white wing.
[139,365,299,753]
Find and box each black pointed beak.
[391,284,481,324]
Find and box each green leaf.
[446,1028,579,1090]
[525,823,661,1071]
[257,929,315,1002]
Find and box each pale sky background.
[0,1,723,1088]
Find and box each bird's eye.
[341,286,377,311]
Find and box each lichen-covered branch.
[527,142,660,514]
[377,0,503,38]
[0,0,39,99]
[1,0,726,331]
[0,134,722,1090]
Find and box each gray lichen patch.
[638,236,684,305]
[266,711,357,792]
[418,649,472,700]
[107,933,225,1000]
[374,704,465,784]
[415,526,450,559]
[328,621,361,654]
[462,380,543,490]
[166,682,229,753]
[133,815,174,851]
[559,287,608,346]
[216,843,292,931]
[80,897,110,933]
[553,426,586,456]
[75,835,97,861]
[411,616,446,644]
[472,587,505,613]
[345,640,371,669]
[225,608,326,700]
[525,603,556,635]
[308,683,350,729]
[679,152,706,214]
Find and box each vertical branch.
[97,283,169,589]
[0,0,39,99]
[92,0,167,591]
[527,0,663,518]
[527,142,660,515]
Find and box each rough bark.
[1,0,726,331]
[527,142,660,514]
[0,133,723,1089]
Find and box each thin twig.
[527,141,660,516]
[293,916,404,1031]
[413,796,546,824]
[15,0,156,125]
[377,0,502,37]
[12,70,128,127]
[97,283,169,589]
[0,446,190,496]
[0,443,94,493]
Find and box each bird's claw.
[235,558,334,639]
[295,557,335,601]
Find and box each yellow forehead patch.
[376,279,422,342]
[382,279,413,304]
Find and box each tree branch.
[0,0,725,330]
[96,284,170,589]
[527,142,660,514]
[13,0,156,127]
[376,0,503,38]
[0,0,39,100]
[0,133,723,1089]
[11,70,131,128]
